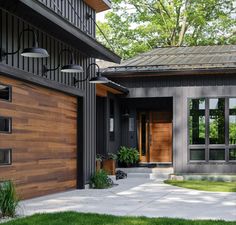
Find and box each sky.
[96,11,108,22]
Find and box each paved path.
[19,178,236,221]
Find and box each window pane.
[189,99,205,144]
[0,84,10,101]
[0,117,11,133]
[229,98,236,110]
[229,116,236,145]
[129,118,134,132]
[0,149,11,165]
[229,149,236,160]
[209,149,225,160]
[209,98,225,144]
[190,149,205,160]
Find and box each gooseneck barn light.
[74,63,109,85]
[42,49,83,76]
[0,28,49,61]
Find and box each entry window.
[141,114,146,156]
[190,149,205,161]
[229,149,236,161]
[209,149,225,161]
[188,97,236,163]
[0,84,11,101]
[209,98,225,144]
[129,118,135,132]
[0,117,11,133]
[109,99,115,141]
[0,149,11,165]
[189,99,205,145]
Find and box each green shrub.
[0,181,19,218]
[117,146,139,167]
[90,170,111,189]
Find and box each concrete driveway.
[19,178,236,221]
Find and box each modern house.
[0,0,122,199]
[98,45,236,174]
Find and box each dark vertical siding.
[0,7,96,185]
[37,0,96,38]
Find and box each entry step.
[116,167,173,180]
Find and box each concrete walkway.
[19,178,236,221]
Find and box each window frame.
[0,83,12,102]
[187,97,236,164]
[0,149,12,166]
[0,116,12,134]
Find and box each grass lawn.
[1,212,235,225]
[164,180,236,192]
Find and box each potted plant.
[102,153,117,175]
[96,154,103,172]
[117,146,139,167]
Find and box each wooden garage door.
[0,75,77,199]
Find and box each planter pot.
[102,159,116,175]
[96,160,102,172]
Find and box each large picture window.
[188,97,236,162]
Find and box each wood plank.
[0,75,77,199]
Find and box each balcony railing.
[37,0,96,38]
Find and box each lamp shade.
[21,47,49,58]
[89,76,109,84]
[61,64,84,73]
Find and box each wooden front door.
[138,111,172,163]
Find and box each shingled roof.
[103,45,236,75]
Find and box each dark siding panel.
[37,0,95,38]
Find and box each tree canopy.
[96,0,236,59]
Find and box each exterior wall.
[0,6,96,186]
[38,0,96,38]
[111,75,236,173]
[0,76,77,199]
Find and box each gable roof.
[103,45,236,76]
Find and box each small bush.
[0,181,19,218]
[117,146,139,167]
[90,170,111,189]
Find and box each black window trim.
[187,97,236,164]
[0,116,12,134]
[0,149,12,166]
[0,83,12,102]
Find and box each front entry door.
[138,111,172,163]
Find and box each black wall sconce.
[42,49,83,76]
[74,63,109,85]
[0,28,49,61]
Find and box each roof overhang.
[96,81,129,97]
[84,0,111,12]
[104,67,236,78]
[0,0,121,63]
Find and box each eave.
[104,67,236,78]
[0,0,121,63]
[84,0,111,13]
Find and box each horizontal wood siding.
[0,75,77,199]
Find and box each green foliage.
[0,211,234,225]
[90,170,111,189]
[117,146,139,167]
[0,181,19,218]
[97,0,236,59]
[107,153,117,160]
[165,180,236,192]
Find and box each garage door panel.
[0,75,77,199]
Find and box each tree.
[96,0,236,59]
